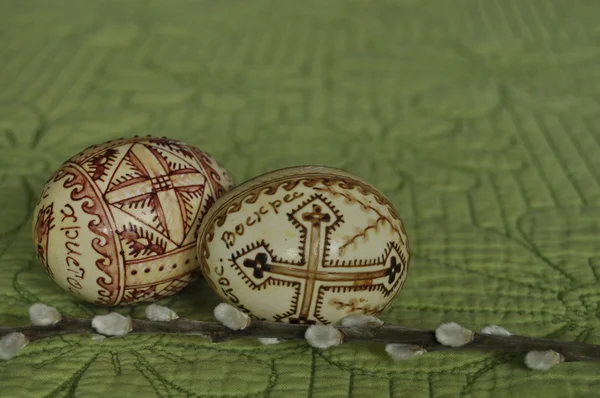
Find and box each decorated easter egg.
[197,166,410,324]
[32,136,233,306]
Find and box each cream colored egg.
[32,136,233,306]
[197,166,410,324]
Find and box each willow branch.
[2,316,600,362]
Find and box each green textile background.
[1,0,600,396]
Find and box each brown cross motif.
[243,253,271,279]
[104,143,205,244]
[387,256,403,284]
[291,204,332,323]
[235,198,406,325]
[302,204,331,226]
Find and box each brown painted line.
[124,243,195,264]
[106,176,150,193]
[66,162,126,305]
[124,271,194,289]
[298,222,322,317]
[267,264,390,281]
[104,181,154,204]
[114,207,182,249]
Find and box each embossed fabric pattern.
[1,0,599,397]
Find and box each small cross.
[387,256,403,284]
[243,253,271,279]
[302,204,331,226]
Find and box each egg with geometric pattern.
[32,136,233,306]
[197,166,410,324]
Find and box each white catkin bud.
[339,314,384,328]
[525,350,564,371]
[305,325,343,349]
[385,344,426,361]
[435,322,474,347]
[28,303,62,326]
[481,325,512,336]
[145,304,179,322]
[213,303,251,330]
[0,333,28,360]
[257,338,280,345]
[92,312,133,336]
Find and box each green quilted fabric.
[1,0,600,396]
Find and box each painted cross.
[243,253,271,278]
[234,197,406,324]
[387,256,402,284]
[104,143,206,244]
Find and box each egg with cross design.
[197,166,410,324]
[32,136,233,306]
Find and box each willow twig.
[2,316,600,363]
